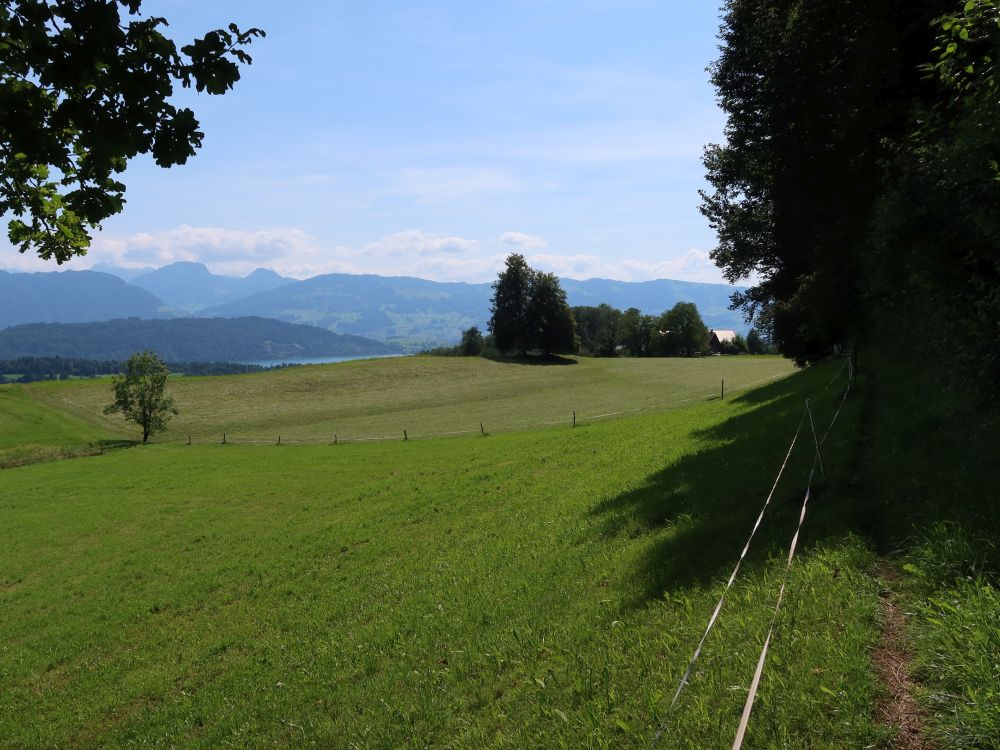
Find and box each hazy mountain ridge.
[205,273,747,349]
[0,270,167,328]
[130,262,294,311]
[0,266,747,348]
[0,317,401,362]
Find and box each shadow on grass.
[487,355,578,366]
[588,360,872,607]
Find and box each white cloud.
[500,231,547,250]
[362,229,479,258]
[1,227,728,285]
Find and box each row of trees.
[473,254,772,358]
[704,0,1000,386]
[573,303,770,356]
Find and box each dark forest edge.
[705,0,999,389]
[703,1,1000,742]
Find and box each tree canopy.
[103,350,178,443]
[0,1,263,263]
[704,0,999,385]
[655,301,708,357]
[527,272,577,356]
[488,254,534,354]
[488,254,577,356]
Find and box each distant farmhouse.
[708,329,738,354]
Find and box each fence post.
[223,432,226,445]
[722,379,725,400]
[187,434,191,446]
[403,429,408,441]
[480,422,485,436]
[573,411,577,428]
[277,435,281,445]
[334,434,338,445]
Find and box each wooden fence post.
[722,379,725,400]
[403,429,408,441]
[480,422,485,436]
[573,411,577,428]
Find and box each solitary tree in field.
[104,351,178,443]
[489,254,577,355]
[1,1,264,263]
[488,253,534,354]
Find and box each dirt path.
[873,563,932,749]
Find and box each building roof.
[711,329,738,343]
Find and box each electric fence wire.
[650,360,847,747]
[730,377,852,749]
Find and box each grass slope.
[0,385,112,462]
[0,361,889,748]
[23,355,794,443]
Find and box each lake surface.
[242,353,408,368]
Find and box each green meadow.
[21,354,794,445]
[1,359,890,748]
[3,354,995,748]
[0,385,111,463]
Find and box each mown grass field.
[20,355,794,445]
[0,360,894,748]
[0,385,111,463]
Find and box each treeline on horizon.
[426,254,775,359]
[0,357,299,383]
[704,0,999,389]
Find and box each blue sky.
[4,1,729,282]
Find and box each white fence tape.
[730,379,851,749]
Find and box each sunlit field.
[0,361,890,748]
[18,354,794,447]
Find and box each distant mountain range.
[0,262,747,349]
[129,262,293,311]
[0,317,402,362]
[204,273,746,350]
[0,270,167,327]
